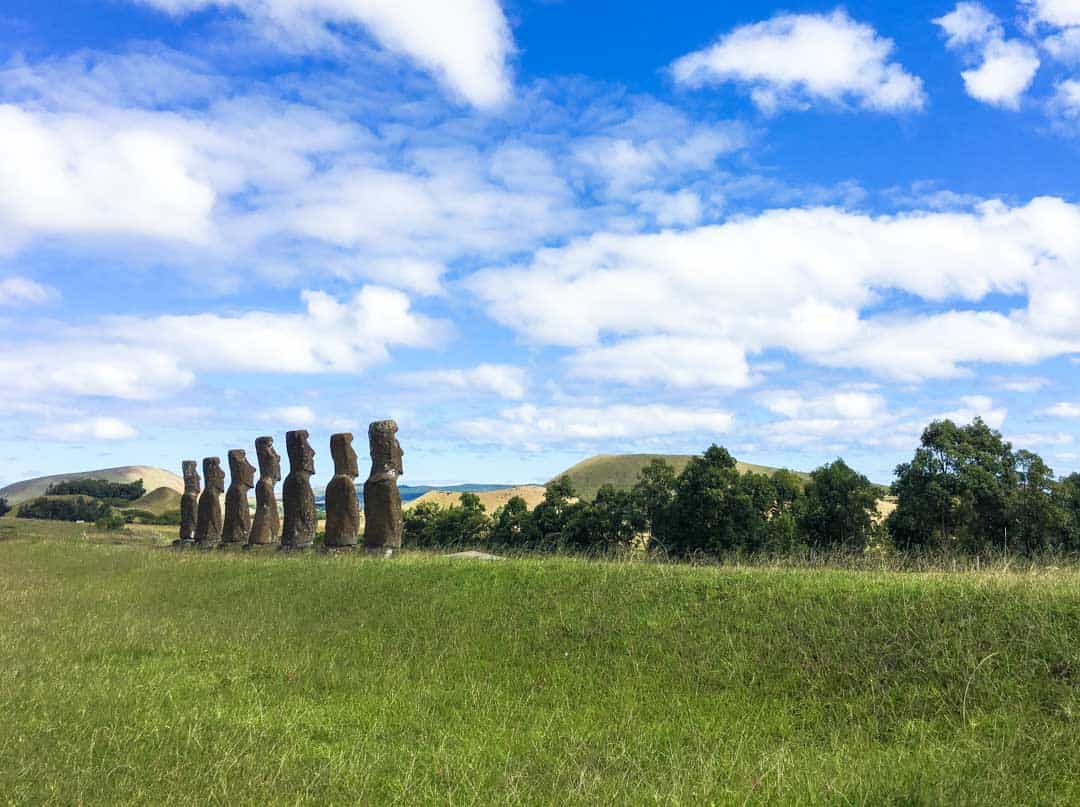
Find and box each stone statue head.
[228,449,256,489]
[368,419,404,475]
[330,432,359,478]
[255,436,281,482]
[182,460,200,494]
[286,429,315,476]
[203,457,225,494]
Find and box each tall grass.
[1,520,1080,804]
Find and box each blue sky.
[2,0,1080,489]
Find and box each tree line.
[45,478,145,502]
[405,418,1080,558]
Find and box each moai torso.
[179,460,200,543]
[325,432,360,548]
[195,457,225,546]
[248,436,281,545]
[363,420,404,550]
[281,430,316,548]
[222,449,255,544]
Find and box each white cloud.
[0,345,195,401]
[394,364,527,399]
[0,104,216,245]
[1052,78,1080,118]
[469,197,1080,385]
[935,394,1007,429]
[133,0,514,107]
[671,9,925,113]
[1046,401,1080,417]
[935,3,1040,109]
[0,277,53,306]
[566,336,751,389]
[35,417,138,442]
[455,403,734,447]
[259,405,317,424]
[1043,26,1080,62]
[104,286,449,375]
[1024,0,1080,30]
[994,375,1050,392]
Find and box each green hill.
[127,487,182,516]
[554,453,811,501]
[0,466,183,507]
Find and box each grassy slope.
[128,486,183,515]
[556,454,812,501]
[0,465,184,506]
[407,485,548,512]
[2,521,1080,804]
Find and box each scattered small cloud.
[35,417,138,442]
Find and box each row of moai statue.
[177,420,404,552]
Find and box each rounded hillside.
[553,454,811,501]
[0,466,183,507]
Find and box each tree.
[0,497,9,518]
[490,496,538,548]
[532,475,577,547]
[631,459,678,545]
[1008,450,1064,553]
[562,484,645,553]
[403,501,444,548]
[888,418,1017,552]
[1054,473,1080,551]
[795,459,878,550]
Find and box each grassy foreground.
[2,522,1080,804]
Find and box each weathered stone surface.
[363,420,404,550]
[222,449,255,544]
[325,432,360,548]
[248,436,281,545]
[179,460,200,544]
[194,457,225,546]
[281,429,316,549]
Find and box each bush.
[0,497,10,518]
[18,496,109,522]
[95,509,126,531]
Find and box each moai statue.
[324,433,360,548]
[178,460,200,545]
[221,449,255,545]
[281,429,316,549]
[248,436,281,546]
[363,420,404,552]
[194,457,225,547]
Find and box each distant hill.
[553,454,812,501]
[406,485,548,512]
[0,466,184,507]
[127,487,182,516]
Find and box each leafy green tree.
[46,478,145,501]
[490,496,538,547]
[403,501,444,548]
[562,484,645,552]
[0,497,9,518]
[532,475,577,546]
[1008,450,1064,553]
[17,496,108,522]
[795,459,878,550]
[631,459,678,545]
[889,418,1017,552]
[1054,473,1080,551]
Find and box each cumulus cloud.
[133,0,515,108]
[1052,78,1080,119]
[0,345,195,401]
[34,417,138,442]
[934,394,1008,429]
[1046,401,1080,417]
[670,9,925,113]
[469,197,1080,385]
[935,3,1040,108]
[455,403,734,448]
[0,277,53,306]
[104,286,449,375]
[394,364,528,399]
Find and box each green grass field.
[2,518,1080,804]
